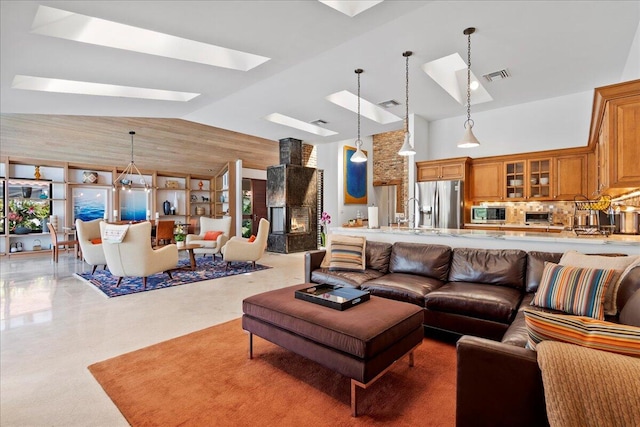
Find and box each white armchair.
[186,216,232,259]
[75,218,107,274]
[100,221,178,288]
[221,218,269,269]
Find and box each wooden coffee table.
[177,243,202,270]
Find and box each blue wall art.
[343,145,367,204]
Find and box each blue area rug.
[75,258,271,298]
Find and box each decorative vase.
[14,226,31,235]
[21,187,32,198]
[163,200,171,215]
[176,241,185,248]
[320,232,326,248]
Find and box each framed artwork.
[72,186,109,222]
[120,189,150,221]
[343,145,367,204]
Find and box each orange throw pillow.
[90,238,102,244]
[248,235,256,243]
[204,231,223,241]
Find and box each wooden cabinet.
[504,158,552,200]
[470,161,503,201]
[417,157,469,181]
[554,153,588,200]
[590,80,640,197]
[188,176,213,220]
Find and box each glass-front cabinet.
[504,158,552,200]
[7,180,52,234]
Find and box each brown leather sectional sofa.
[304,241,640,426]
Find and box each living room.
[1,1,639,426]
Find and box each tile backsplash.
[479,201,582,226]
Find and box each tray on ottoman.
[295,284,370,310]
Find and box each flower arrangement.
[320,211,331,247]
[8,200,49,232]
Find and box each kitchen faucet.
[406,197,420,229]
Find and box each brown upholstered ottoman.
[242,284,423,416]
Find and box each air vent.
[483,69,510,82]
[310,119,327,125]
[378,99,400,108]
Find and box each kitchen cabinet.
[470,161,503,201]
[504,158,551,201]
[590,80,640,197]
[554,153,588,200]
[417,157,470,181]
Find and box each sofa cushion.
[531,262,616,320]
[559,250,640,315]
[524,309,640,358]
[320,234,365,269]
[620,290,640,327]
[361,272,444,307]
[389,242,451,281]
[425,282,522,324]
[525,251,563,293]
[448,248,527,290]
[328,237,366,271]
[365,241,393,274]
[310,268,384,289]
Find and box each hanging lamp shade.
[351,140,367,162]
[398,132,415,156]
[457,27,480,148]
[398,51,415,156]
[458,121,480,148]
[350,68,367,163]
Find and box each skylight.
[318,1,384,17]
[421,53,493,105]
[30,5,270,71]
[11,75,200,101]
[326,90,402,125]
[264,113,338,137]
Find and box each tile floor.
[0,250,306,426]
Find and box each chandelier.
[113,131,151,192]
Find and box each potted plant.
[174,231,186,247]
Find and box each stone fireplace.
[267,138,318,253]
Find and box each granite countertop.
[331,226,640,246]
[464,223,566,231]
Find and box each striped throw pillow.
[524,309,640,358]
[328,238,366,271]
[531,262,616,320]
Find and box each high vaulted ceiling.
[1,1,639,155]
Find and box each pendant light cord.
[357,70,361,143]
[466,31,472,126]
[405,53,409,133]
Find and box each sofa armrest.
[456,335,548,427]
[304,250,326,283]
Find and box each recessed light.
[318,0,384,17]
[265,113,338,137]
[31,5,270,71]
[310,119,328,125]
[326,90,402,124]
[11,75,200,101]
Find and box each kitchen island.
[330,226,639,255]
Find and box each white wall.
[316,135,374,227]
[621,20,640,81]
[425,90,593,160]
[241,167,267,180]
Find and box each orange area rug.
[89,318,456,426]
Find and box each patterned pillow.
[559,250,640,315]
[524,309,640,358]
[328,237,366,271]
[531,262,617,320]
[320,234,366,269]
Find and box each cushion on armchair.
[204,231,223,241]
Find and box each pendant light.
[350,68,367,163]
[113,131,151,192]
[458,27,480,148]
[398,51,416,156]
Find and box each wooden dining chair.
[47,223,79,263]
[154,220,175,247]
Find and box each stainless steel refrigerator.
[372,185,397,227]
[415,180,464,229]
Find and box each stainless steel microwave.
[471,206,507,223]
[525,211,552,224]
